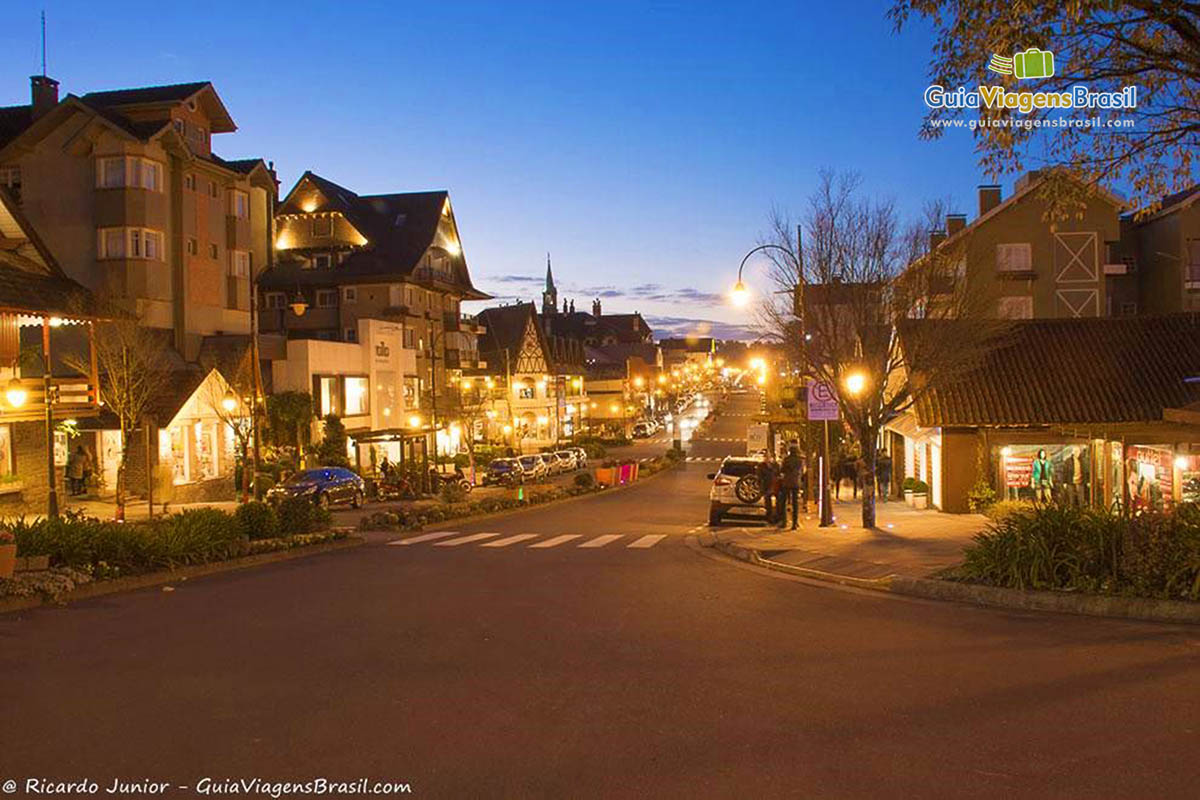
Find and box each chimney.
[30,75,59,120]
[946,213,967,236]
[592,298,602,317]
[978,185,1002,216]
[929,230,947,252]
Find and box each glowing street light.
[221,390,238,413]
[408,414,422,428]
[5,378,27,408]
[843,370,868,397]
[730,281,750,307]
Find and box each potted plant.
[910,480,930,510]
[0,530,16,579]
[902,477,917,506]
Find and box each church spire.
[542,252,558,316]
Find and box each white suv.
[707,456,766,526]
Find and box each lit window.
[344,377,369,415]
[313,253,332,269]
[228,250,250,278]
[230,190,249,220]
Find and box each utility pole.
[42,317,56,518]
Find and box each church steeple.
[542,252,558,316]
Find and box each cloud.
[487,274,545,285]
[572,283,724,307]
[645,315,761,342]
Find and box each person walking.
[876,452,892,501]
[65,447,81,496]
[78,446,93,496]
[757,451,779,525]
[780,446,803,530]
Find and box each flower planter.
[912,493,928,510]
[15,554,49,572]
[594,467,616,486]
[0,543,16,579]
[904,490,915,506]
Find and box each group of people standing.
[756,447,805,529]
[65,444,93,496]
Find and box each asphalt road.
[3,391,1200,799]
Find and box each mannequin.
[1062,445,1086,507]
[1031,448,1053,504]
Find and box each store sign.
[747,423,769,455]
[806,380,839,421]
[1004,456,1033,488]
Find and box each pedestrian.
[780,446,802,529]
[876,453,892,501]
[66,445,86,496]
[379,455,391,479]
[854,456,867,500]
[757,451,779,525]
[79,446,93,495]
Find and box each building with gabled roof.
[1128,185,1200,315]
[0,75,276,361]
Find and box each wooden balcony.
[0,377,99,423]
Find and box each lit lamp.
[730,280,750,307]
[5,378,27,408]
[221,390,237,413]
[408,414,422,428]
[843,370,868,398]
[290,292,308,316]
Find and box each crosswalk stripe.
[388,531,460,546]
[579,534,623,548]
[481,534,540,548]
[530,534,581,548]
[627,534,666,548]
[435,533,501,547]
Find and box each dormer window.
[312,216,333,237]
[313,253,332,269]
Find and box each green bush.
[235,501,280,541]
[910,480,929,494]
[573,471,595,489]
[253,473,276,500]
[440,481,468,504]
[902,477,917,491]
[983,500,1034,521]
[276,495,331,535]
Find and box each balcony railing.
[0,377,98,423]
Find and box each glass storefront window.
[344,377,369,416]
[1179,453,1200,505]
[994,443,1091,506]
[1127,445,1174,513]
[0,425,13,477]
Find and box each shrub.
[902,477,917,491]
[440,481,469,505]
[235,501,280,541]
[253,473,276,500]
[276,495,331,535]
[573,471,595,489]
[910,480,929,494]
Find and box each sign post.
[806,380,839,527]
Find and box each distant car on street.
[567,447,588,468]
[552,450,579,471]
[484,458,524,486]
[632,421,655,438]
[518,454,549,482]
[707,456,766,526]
[267,467,365,509]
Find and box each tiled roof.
[545,311,652,344]
[80,82,211,107]
[906,315,1200,427]
[0,105,32,150]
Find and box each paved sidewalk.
[710,499,987,579]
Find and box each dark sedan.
[267,467,365,508]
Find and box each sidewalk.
[709,499,987,580]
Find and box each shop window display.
[995,443,1091,506]
[1179,453,1200,505]
[1127,445,1174,512]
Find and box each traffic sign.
[806,380,839,421]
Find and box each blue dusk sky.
[3,1,993,339]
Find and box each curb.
[0,535,364,616]
[706,535,1200,626]
[363,457,686,533]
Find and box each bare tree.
[67,320,170,519]
[756,170,1006,528]
[890,0,1200,217]
[204,351,254,501]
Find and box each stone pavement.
[710,498,988,579]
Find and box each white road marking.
[529,534,581,548]
[627,534,666,548]
[579,534,623,548]
[388,531,460,545]
[481,534,540,548]
[435,533,501,547]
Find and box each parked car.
[568,447,588,468]
[707,456,766,526]
[538,453,561,475]
[268,467,365,509]
[484,458,524,486]
[553,450,578,471]
[518,454,549,482]
[632,421,654,438]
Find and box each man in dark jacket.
[757,452,779,524]
[780,446,803,529]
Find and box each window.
[0,166,20,201]
[344,377,369,415]
[0,425,13,478]
[996,243,1033,273]
[186,237,198,256]
[184,173,195,191]
[997,296,1033,319]
[312,217,332,237]
[1188,240,1200,283]
[265,292,286,310]
[209,243,219,259]
[228,250,250,278]
[316,376,340,416]
[313,253,332,269]
[230,190,249,219]
[345,327,358,343]
[403,328,415,349]
[406,287,414,305]
[208,180,219,199]
[98,227,164,260]
[96,156,163,191]
[173,119,185,135]
[315,289,337,308]
[517,381,535,399]
[343,286,357,303]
